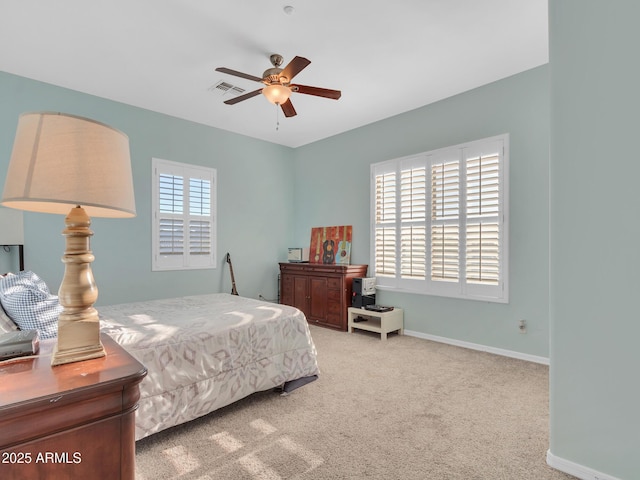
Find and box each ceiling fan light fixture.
[217,55,340,116]
[262,84,291,105]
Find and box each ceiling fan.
[215,54,341,117]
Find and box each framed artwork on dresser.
[309,225,352,264]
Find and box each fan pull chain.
[276,104,280,131]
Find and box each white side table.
[347,307,404,341]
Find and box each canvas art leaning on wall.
[309,226,352,265]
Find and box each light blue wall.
[549,2,640,479]
[294,65,551,358]
[0,71,295,305]
[3,12,634,473]
[1,67,551,360]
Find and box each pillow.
[0,304,18,333]
[0,271,62,339]
[0,274,18,333]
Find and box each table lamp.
[1,112,136,366]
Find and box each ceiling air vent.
[208,81,246,97]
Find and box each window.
[371,135,508,302]
[152,158,216,271]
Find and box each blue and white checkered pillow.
[0,271,62,339]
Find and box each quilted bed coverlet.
[99,293,319,440]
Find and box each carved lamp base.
[51,206,106,366]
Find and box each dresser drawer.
[0,386,124,448]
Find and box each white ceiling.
[0,0,548,148]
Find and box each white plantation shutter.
[375,227,396,277]
[159,174,184,214]
[189,220,211,255]
[158,173,184,256]
[431,224,459,282]
[374,168,397,279]
[153,159,216,271]
[188,177,212,257]
[159,218,184,255]
[466,153,500,285]
[466,223,499,284]
[401,225,426,278]
[431,160,460,283]
[370,135,508,302]
[400,164,427,280]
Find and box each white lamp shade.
[0,207,24,244]
[2,112,136,218]
[262,84,292,105]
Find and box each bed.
[98,293,319,440]
[0,272,319,441]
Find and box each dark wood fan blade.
[280,56,311,83]
[223,88,263,105]
[280,98,297,117]
[215,67,264,83]
[291,84,341,100]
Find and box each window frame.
[152,158,217,271]
[370,134,509,303]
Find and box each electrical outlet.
[518,319,527,334]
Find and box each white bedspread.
[99,293,319,440]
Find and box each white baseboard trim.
[403,329,549,365]
[546,450,622,480]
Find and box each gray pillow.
[0,271,61,339]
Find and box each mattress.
[99,293,319,440]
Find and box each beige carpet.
[135,325,575,479]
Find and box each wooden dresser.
[0,334,146,480]
[279,263,368,331]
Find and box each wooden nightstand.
[0,334,146,480]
